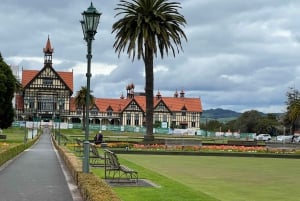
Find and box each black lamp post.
[58,98,65,145]
[24,97,29,143]
[80,2,101,173]
[53,112,56,138]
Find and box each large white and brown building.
[15,38,203,129]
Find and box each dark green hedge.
[0,139,37,166]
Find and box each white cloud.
[70,62,117,76]
[2,0,300,113]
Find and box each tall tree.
[284,87,300,134]
[74,86,95,130]
[112,0,187,141]
[0,53,16,129]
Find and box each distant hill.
[201,108,283,123]
[202,108,241,120]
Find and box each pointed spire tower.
[43,36,54,65]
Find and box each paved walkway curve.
[0,128,82,201]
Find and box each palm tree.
[74,86,95,130]
[288,99,300,134]
[112,0,187,141]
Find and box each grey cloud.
[2,0,300,113]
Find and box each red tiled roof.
[161,97,202,112]
[15,94,24,110]
[80,96,202,113]
[22,69,73,91]
[57,71,73,91]
[22,70,39,87]
[95,98,130,112]
[69,97,76,111]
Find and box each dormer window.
[107,107,113,116]
[90,108,98,116]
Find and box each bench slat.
[104,149,138,183]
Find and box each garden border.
[111,149,300,159]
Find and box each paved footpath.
[0,128,82,201]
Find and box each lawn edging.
[111,149,300,159]
[52,137,121,201]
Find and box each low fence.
[11,121,255,138]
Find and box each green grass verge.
[117,154,300,201]
[91,153,219,201]
[0,127,38,153]
[0,127,28,143]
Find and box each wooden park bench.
[104,149,138,183]
[60,134,69,146]
[165,138,202,150]
[74,138,83,154]
[89,144,106,167]
[0,134,7,140]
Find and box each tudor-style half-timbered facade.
[16,37,73,122]
[15,38,202,130]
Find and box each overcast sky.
[1,0,300,113]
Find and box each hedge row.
[53,139,121,201]
[0,139,38,166]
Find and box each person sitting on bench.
[94,131,103,145]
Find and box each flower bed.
[131,144,266,152]
[101,142,300,154]
[201,145,266,153]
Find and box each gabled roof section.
[106,105,113,111]
[154,99,171,112]
[127,96,146,112]
[22,70,39,87]
[22,68,73,92]
[56,71,73,91]
[160,97,202,112]
[181,105,187,110]
[94,98,130,112]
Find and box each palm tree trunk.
[144,45,154,142]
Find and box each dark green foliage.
[202,110,280,134]
[0,53,16,129]
[283,87,300,134]
[74,86,95,130]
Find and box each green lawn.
[0,128,27,152]
[112,154,300,201]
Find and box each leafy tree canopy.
[0,53,16,129]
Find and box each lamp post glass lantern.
[81,2,101,173]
